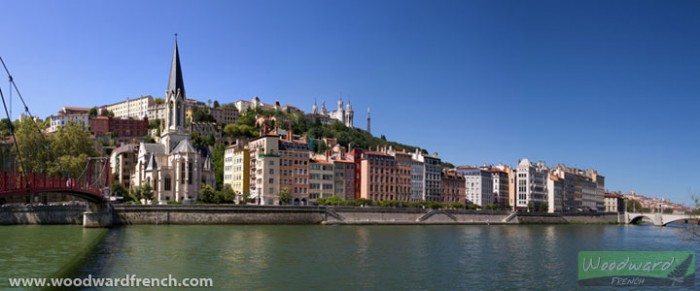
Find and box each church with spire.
[311,98,354,128]
[131,37,215,202]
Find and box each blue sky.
[1,0,699,205]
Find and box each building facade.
[412,151,442,202]
[441,169,465,204]
[190,122,221,139]
[223,142,250,199]
[110,144,138,189]
[515,159,548,211]
[389,150,413,202]
[491,165,512,208]
[332,158,355,200]
[457,167,493,207]
[209,106,240,125]
[309,159,334,200]
[604,193,624,213]
[279,132,310,205]
[248,135,280,205]
[360,150,397,201]
[102,96,153,119]
[48,107,90,133]
[410,158,424,202]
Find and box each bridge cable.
[0,87,26,176]
[0,57,53,171]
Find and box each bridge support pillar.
[83,202,113,228]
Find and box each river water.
[1,224,698,290]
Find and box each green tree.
[110,181,128,198]
[211,143,226,190]
[13,117,52,173]
[130,183,153,204]
[214,185,235,204]
[279,187,292,205]
[223,124,257,138]
[88,107,98,118]
[141,183,154,202]
[148,119,161,130]
[213,100,220,108]
[0,118,13,137]
[100,110,114,117]
[626,199,642,212]
[199,184,215,203]
[192,107,216,123]
[49,121,99,178]
[154,97,165,105]
[239,192,251,205]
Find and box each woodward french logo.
[578,251,695,287]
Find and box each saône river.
[1,224,699,290]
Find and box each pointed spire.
[167,33,185,98]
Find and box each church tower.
[345,100,354,127]
[366,108,371,134]
[161,35,190,153]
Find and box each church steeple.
[164,34,186,133]
[167,34,185,98]
[162,33,188,148]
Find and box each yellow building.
[224,142,250,201]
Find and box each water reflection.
[8,224,694,291]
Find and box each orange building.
[278,131,310,204]
[360,150,398,202]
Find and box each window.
[165,175,172,191]
[188,162,193,185]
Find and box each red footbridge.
[0,172,107,203]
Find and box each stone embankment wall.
[0,204,623,225]
[112,205,326,225]
[562,213,621,224]
[0,205,84,225]
[326,207,512,224]
[515,213,620,224]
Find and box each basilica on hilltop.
[311,98,354,128]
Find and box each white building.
[547,169,564,213]
[456,167,493,207]
[233,97,277,114]
[103,96,154,119]
[48,113,89,133]
[309,158,334,199]
[223,142,249,197]
[410,159,424,201]
[131,38,215,202]
[248,135,280,205]
[515,159,548,211]
[491,165,511,208]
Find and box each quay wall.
[0,205,84,225]
[327,207,511,224]
[111,205,326,225]
[0,204,623,225]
